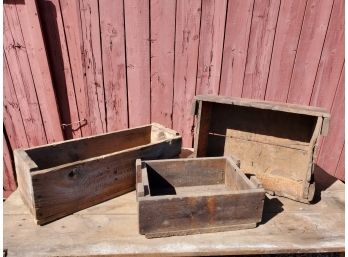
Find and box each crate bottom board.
[144,222,257,238]
[35,187,134,225]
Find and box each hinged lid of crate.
[192,95,330,203]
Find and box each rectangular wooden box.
[192,95,330,203]
[136,156,265,238]
[14,123,182,225]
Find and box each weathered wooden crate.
[136,156,265,238]
[192,95,330,203]
[14,123,182,225]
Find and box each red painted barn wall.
[3,0,344,197]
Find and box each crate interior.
[26,124,175,170]
[196,102,319,181]
[145,158,254,197]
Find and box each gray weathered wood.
[192,95,330,203]
[137,157,264,238]
[14,123,182,225]
[3,179,344,256]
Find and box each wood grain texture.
[317,64,344,176]
[219,0,254,97]
[60,0,91,137]
[124,0,151,127]
[37,0,82,139]
[4,181,344,256]
[196,0,227,95]
[4,5,47,147]
[79,0,106,134]
[172,0,202,146]
[310,0,344,109]
[3,0,345,190]
[138,157,263,238]
[335,145,344,181]
[100,0,128,132]
[265,0,307,101]
[287,0,334,105]
[242,0,280,99]
[3,54,28,149]
[150,0,176,128]
[15,0,63,143]
[15,124,181,225]
[192,96,328,202]
[3,133,17,194]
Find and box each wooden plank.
[242,0,280,99]
[79,0,106,134]
[15,124,181,225]
[195,0,227,95]
[335,145,344,181]
[3,6,47,147]
[172,0,202,146]
[15,0,64,143]
[37,0,82,139]
[124,0,151,127]
[287,0,334,105]
[3,54,29,149]
[219,0,254,97]
[265,0,307,101]
[150,0,176,128]
[310,0,344,109]
[138,157,263,238]
[3,134,17,193]
[139,191,263,238]
[100,0,128,132]
[317,64,344,176]
[60,0,91,137]
[194,95,330,118]
[3,182,345,256]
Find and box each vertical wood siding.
[3,0,344,197]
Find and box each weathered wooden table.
[4,179,344,256]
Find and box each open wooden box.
[136,157,265,238]
[192,95,330,203]
[14,123,182,225]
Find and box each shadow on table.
[312,164,340,204]
[260,195,284,225]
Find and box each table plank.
[4,181,344,257]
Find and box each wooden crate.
[14,123,182,225]
[136,156,265,238]
[192,95,330,203]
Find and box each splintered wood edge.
[136,159,144,198]
[14,149,39,171]
[226,157,259,190]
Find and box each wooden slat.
[242,0,280,99]
[3,54,29,149]
[172,0,202,146]
[219,0,254,97]
[196,0,227,95]
[60,0,92,137]
[99,0,128,132]
[317,64,344,176]
[37,0,82,139]
[79,0,106,134]
[265,0,307,101]
[15,0,64,143]
[287,0,334,105]
[335,145,344,181]
[4,5,47,147]
[150,0,176,128]
[3,133,17,193]
[310,0,344,109]
[124,0,151,127]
